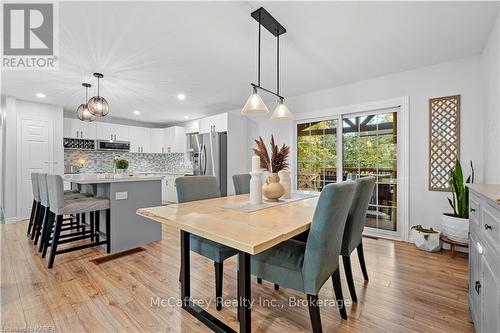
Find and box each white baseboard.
[4,217,18,224]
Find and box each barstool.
[27,173,40,237]
[46,175,111,268]
[36,173,93,253]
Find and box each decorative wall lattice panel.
[428,95,460,191]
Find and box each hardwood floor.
[1,220,474,333]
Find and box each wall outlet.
[115,192,128,200]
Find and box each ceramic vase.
[262,173,284,201]
[278,170,291,199]
[410,229,442,252]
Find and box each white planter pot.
[441,214,469,243]
[410,229,441,252]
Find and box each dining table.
[136,193,319,333]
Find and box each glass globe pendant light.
[76,83,96,122]
[87,72,109,117]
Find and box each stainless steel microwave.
[96,140,130,152]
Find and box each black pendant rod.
[258,16,261,86]
[277,34,280,97]
[251,83,284,100]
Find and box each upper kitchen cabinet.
[129,126,151,153]
[199,113,227,134]
[96,122,130,142]
[63,118,96,139]
[164,126,186,153]
[150,128,166,153]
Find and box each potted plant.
[115,158,129,174]
[441,160,474,243]
[410,225,441,252]
[253,135,290,201]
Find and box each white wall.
[247,56,485,238]
[481,13,500,184]
[1,96,63,222]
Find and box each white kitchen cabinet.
[164,126,186,153]
[150,128,166,153]
[199,113,227,134]
[63,118,96,139]
[96,122,130,142]
[129,126,150,153]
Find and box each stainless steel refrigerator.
[192,132,227,196]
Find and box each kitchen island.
[64,173,164,253]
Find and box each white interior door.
[20,118,52,219]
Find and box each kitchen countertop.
[64,173,164,184]
[467,183,500,205]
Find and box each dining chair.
[27,173,40,237]
[232,174,251,195]
[340,176,375,303]
[251,181,356,331]
[176,176,238,311]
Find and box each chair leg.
[342,255,357,302]
[38,208,50,253]
[27,200,37,236]
[90,211,95,242]
[274,284,279,290]
[306,294,323,333]
[34,206,46,245]
[31,204,42,240]
[331,268,348,320]
[357,243,369,281]
[215,261,223,311]
[42,211,54,259]
[256,277,262,284]
[48,215,63,268]
[105,209,111,253]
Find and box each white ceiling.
[2,1,498,125]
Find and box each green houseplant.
[115,159,129,173]
[441,160,474,243]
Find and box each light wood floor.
[1,220,474,333]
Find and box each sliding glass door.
[296,109,401,238]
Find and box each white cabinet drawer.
[470,193,481,226]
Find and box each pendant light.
[88,72,109,117]
[242,7,293,120]
[76,83,96,122]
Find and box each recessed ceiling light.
[133,110,140,115]
[184,115,189,119]
[36,93,46,98]
[177,93,186,100]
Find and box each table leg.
[238,252,251,333]
[180,230,236,333]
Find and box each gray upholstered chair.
[175,176,238,311]
[45,175,110,268]
[251,181,356,330]
[340,176,375,303]
[27,173,41,238]
[232,174,251,195]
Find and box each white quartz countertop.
[467,184,500,206]
[64,173,164,184]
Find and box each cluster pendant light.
[76,72,109,122]
[241,7,293,121]
[76,83,96,122]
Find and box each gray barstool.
[36,174,93,253]
[340,176,375,303]
[232,174,251,195]
[27,173,41,238]
[45,175,111,268]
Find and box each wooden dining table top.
[136,194,318,255]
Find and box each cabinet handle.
[484,224,493,231]
[475,281,481,295]
[470,208,476,212]
[111,134,113,140]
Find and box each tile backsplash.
[64,150,192,174]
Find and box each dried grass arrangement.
[253,135,290,173]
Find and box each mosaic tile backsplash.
[64,150,192,174]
